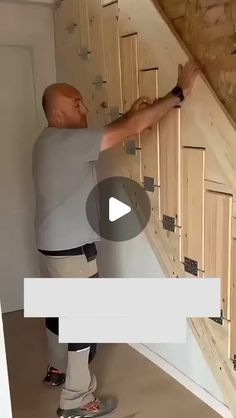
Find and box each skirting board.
[129,343,233,418]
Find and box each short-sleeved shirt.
[32,127,103,251]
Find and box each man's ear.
[52,108,63,128]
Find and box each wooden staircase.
[54,0,236,415]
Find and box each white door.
[0,2,56,313]
[0,46,39,313]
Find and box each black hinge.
[209,309,223,326]
[162,215,175,232]
[184,257,198,276]
[233,355,236,371]
[126,140,137,155]
[144,177,155,192]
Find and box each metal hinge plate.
[209,309,223,326]
[109,107,120,122]
[91,75,106,89]
[144,176,155,192]
[163,215,175,233]
[78,47,92,60]
[126,140,137,155]
[233,355,236,371]
[184,257,198,276]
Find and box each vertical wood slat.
[120,33,139,113]
[230,238,236,361]
[159,107,181,228]
[182,147,205,272]
[102,1,122,114]
[139,68,159,186]
[88,0,106,77]
[77,0,91,53]
[120,32,140,181]
[205,190,232,319]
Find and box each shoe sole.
[57,398,117,418]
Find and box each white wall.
[0,1,56,131]
[0,1,56,312]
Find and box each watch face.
[173,87,181,95]
[172,86,184,101]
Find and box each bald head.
[42,83,88,129]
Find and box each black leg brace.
[45,318,97,364]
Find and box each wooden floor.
[3,311,221,418]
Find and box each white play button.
[109,197,131,222]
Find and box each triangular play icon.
[109,197,131,222]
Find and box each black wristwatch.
[171,86,185,102]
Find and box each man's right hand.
[178,61,200,98]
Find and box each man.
[32,61,199,418]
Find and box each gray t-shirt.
[32,127,103,251]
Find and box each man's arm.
[101,61,200,152]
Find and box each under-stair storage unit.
[54,0,236,414]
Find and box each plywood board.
[182,147,205,272]
[102,1,122,115]
[205,190,232,320]
[159,107,181,228]
[230,238,236,361]
[139,68,159,186]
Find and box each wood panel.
[182,147,205,273]
[159,107,181,229]
[77,0,91,55]
[205,190,232,320]
[102,1,122,118]
[120,33,139,113]
[139,68,159,185]
[120,32,140,180]
[230,238,236,361]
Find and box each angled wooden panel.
[159,107,181,230]
[182,147,205,275]
[139,68,159,186]
[230,238,236,362]
[102,1,122,117]
[120,33,139,113]
[205,190,232,320]
[76,0,91,56]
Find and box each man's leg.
[39,253,98,386]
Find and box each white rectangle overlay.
[59,316,187,343]
[24,278,220,318]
